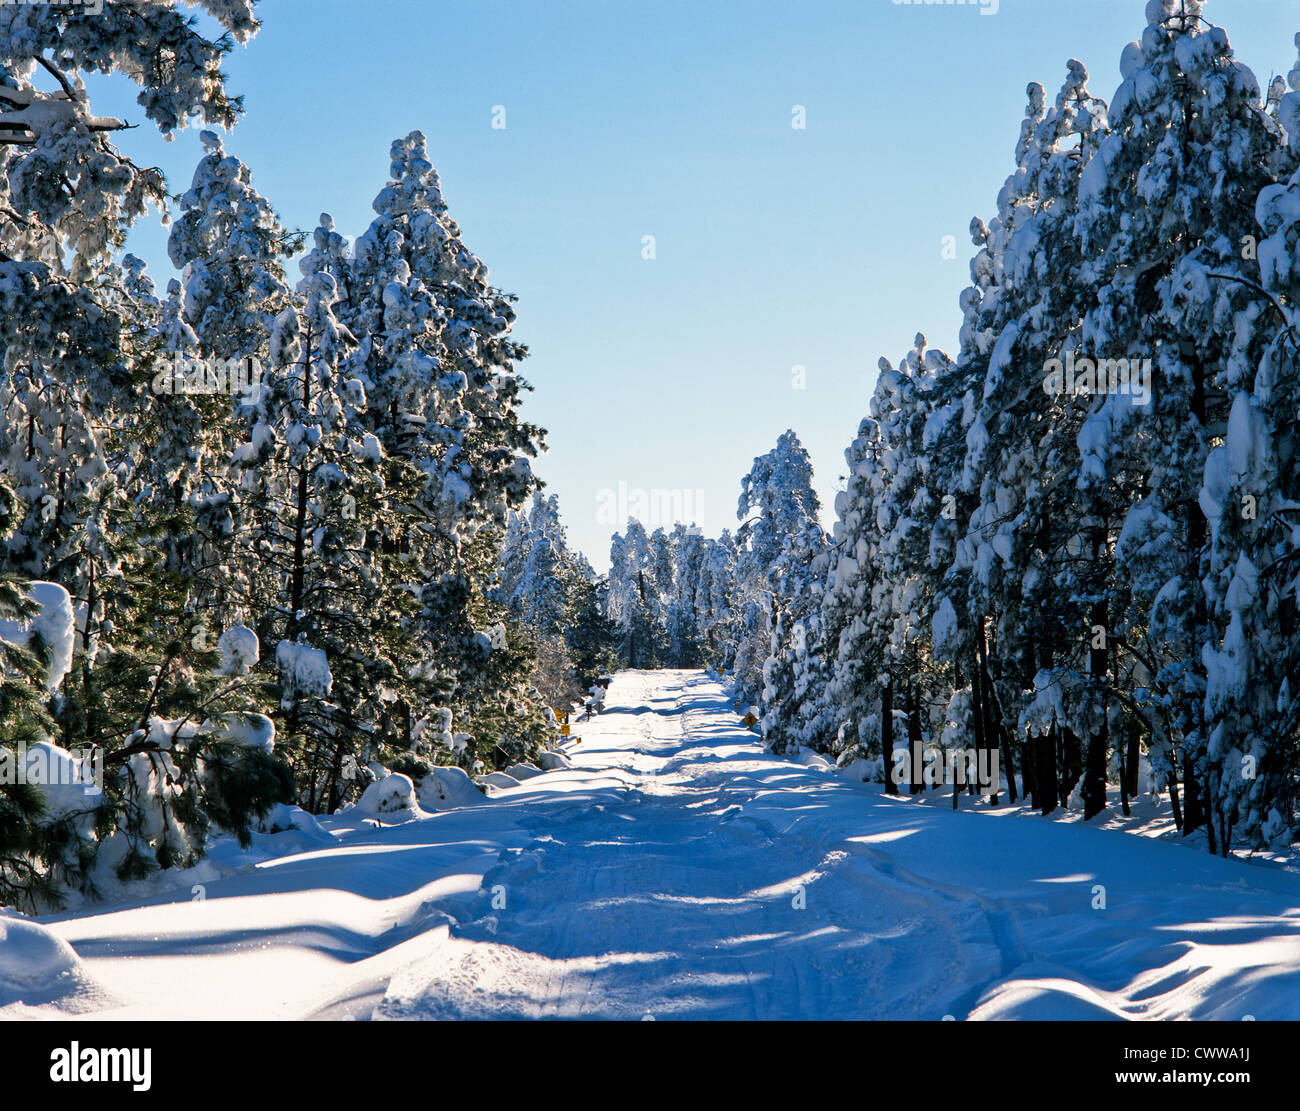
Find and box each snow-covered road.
[7,670,1299,1020]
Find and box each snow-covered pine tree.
[489,490,614,710]
[494,492,572,636]
[607,519,663,668]
[664,524,705,669]
[949,62,1109,815]
[1071,0,1285,848]
[228,239,424,813]
[825,402,892,784]
[0,0,298,903]
[331,132,549,774]
[694,532,738,671]
[1194,30,1300,852]
[732,430,827,751]
[861,341,950,794]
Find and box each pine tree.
[1071,0,1285,847]
[733,430,827,748]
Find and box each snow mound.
[256,803,330,838]
[415,766,486,810]
[478,771,522,790]
[789,747,834,770]
[354,773,419,816]
[0,915,82,987]
[504,762,544,781]
[836,757,874,783]
[0,914,111,1016]
[969,974,1129,1021]
[537,750,571,771]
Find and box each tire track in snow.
[373,671,995,1019]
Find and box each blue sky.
[90,0,1298,570]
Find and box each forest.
[0,0,1297,929]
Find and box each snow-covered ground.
[3,670,1298,1020]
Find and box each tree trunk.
[882,681,897,795]
[287,327,315,642]
[908,683,925,795]
[1125,720,1141,799]
[1083,721,1108,820]
[1083,526,1109,820]
[1023,729,1038,810]
[1119,727,1131,818]
[997,716,1016,805]
[976,625,1000,804]
[1039,726,1059,816]
[1060,726,1083,808]
[969,646,986,798]
[1182,751,1204,836]
[1167,760,1184,832]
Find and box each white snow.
[416,765,486,811]
[0,581,75,691]
[351,773,421,817]
[0,914,111,1016]
[208,712,276,751]
[2,671,1297,1020]
[275,639,333,703]
[218,625,260,676]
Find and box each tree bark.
[1039,725,1059,816]
[1083,525,1109,820]
[882,680,897,795]
[907,683,925,795]
[1182,751,1204,836]
[1125,720,1141,799]
[1022,728,1038,810]
[969,644,987,798]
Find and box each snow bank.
[255,804,330,838]
[353,773,420,816]
[0,913,110,1015]
[0,915,84,987]
[416,765,486,810]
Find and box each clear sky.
[89,0,1299,571]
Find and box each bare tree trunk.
[969,643,987,799]
[1083,524,1110,820]
[1039,725,1059,816]
[1167,762,1184,832]
[1022,728,1037,810]
[907,683,925,795]
[882,680,897,795]
[1125,720,1141,800]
